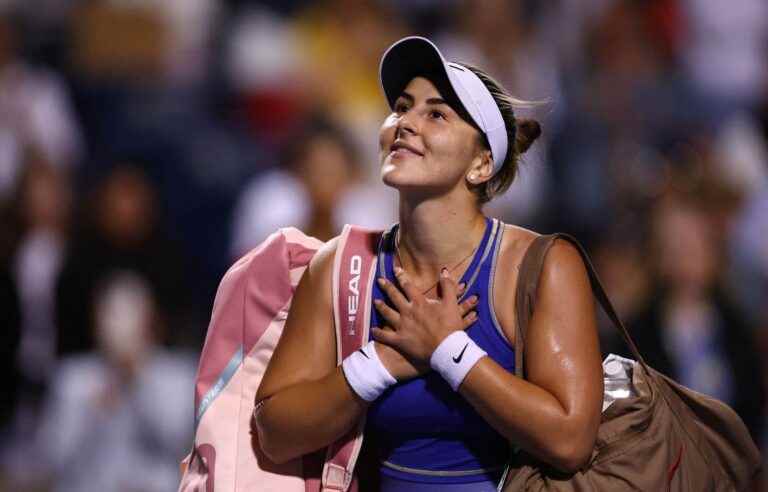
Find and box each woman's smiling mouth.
[389,141,424,158]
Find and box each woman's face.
[378,76,486,194]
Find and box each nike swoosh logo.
[453,343,469,363]
[358,348,370,359]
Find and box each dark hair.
[459,63,542,204]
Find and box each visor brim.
[379,37,467,121]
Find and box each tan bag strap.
[513,233,649,380]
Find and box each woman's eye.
[395,103,409,113]
[429,110,446,120]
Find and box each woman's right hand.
[374,282,474,383]
[374,281,474,382]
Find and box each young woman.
[255,36,603,491]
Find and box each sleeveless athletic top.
[366,217,515,486]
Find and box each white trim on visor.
[379,36,509,174]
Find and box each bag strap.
[322,225,382,492]
[513,233,649,380]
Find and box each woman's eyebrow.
[426,97,448,106]
[397,92,449,107]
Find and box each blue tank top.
[366,217,514,485]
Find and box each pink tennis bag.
[178,225,381,492]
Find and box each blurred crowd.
[0,0,767,490]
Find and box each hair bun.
[514,119,541,155]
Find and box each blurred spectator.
[138,0,218,85]
[231,117,395,257]
[70,2,169,83]
[733,86,768,331]
[38,271,195,492]
[0,11,82,202]
[592,219,653,348]
[680,0,768,115]
[73,0,215,86]
[547,0,704,239]
[610,187,766,444]
[709,111,768,331]
[69,0,218,86]
[728,186,768,340]
[67,1,263,309]
[11,157,71,393]
[225,6,307,147]
[0,155,71,489]
[56,164,193,353]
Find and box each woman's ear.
[466,149,493,185]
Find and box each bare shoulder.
[306,235,340,279]
[492,225,592,341]
[537,237,590,299]
[497,223,539,261]
[290,234,344,324]
[495,226,586,288]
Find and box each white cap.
[379,36,510,175]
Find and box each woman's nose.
[395,111,417,137]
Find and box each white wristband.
[342,341,397,402]
[430,331,487,391]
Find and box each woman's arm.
[254,238,366,464]
[459,239,603,472]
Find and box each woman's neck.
[396,191,487,279]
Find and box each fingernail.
[470,296,478,304]
[394,266,403,275]
[469,311,477,320]
[377,278,386,285]
[441,267,448,277]
[459,282,466,291]
[374,299,382,305]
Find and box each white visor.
[379,36,509,174]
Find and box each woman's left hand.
[372,267,479,365]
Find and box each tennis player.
[255,36,603,491]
